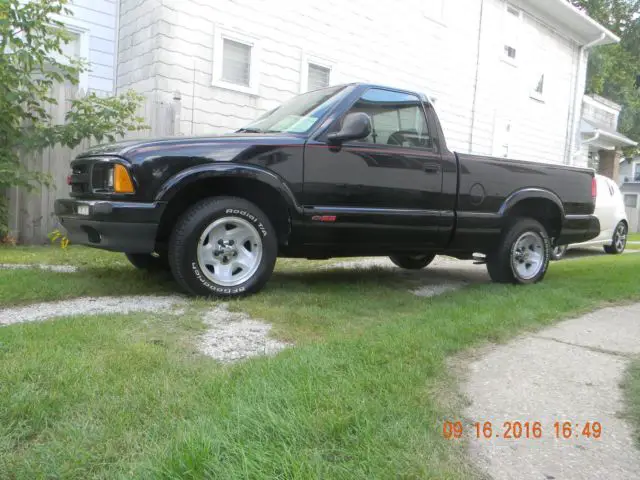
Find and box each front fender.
[498,187,565,218]
[154,163,302,214]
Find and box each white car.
[551,174,628,260]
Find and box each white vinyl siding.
[57,0,117,94]
[117,0,585,167]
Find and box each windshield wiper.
[236,127,263,133]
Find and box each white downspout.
[113,0,121,95]
[567,33,605,165]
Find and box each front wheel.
[486,218,550,285]
[603,221,627,254]
[389,253,437,270]
[168,197,278,297]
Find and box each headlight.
[92,163,135,194]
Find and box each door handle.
[422,163,441,174]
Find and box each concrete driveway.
[463,303,640,480]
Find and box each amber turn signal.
[114,164,135,193]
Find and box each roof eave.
[519,0,620,46]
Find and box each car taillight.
[592,176,597,200]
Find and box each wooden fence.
[6,84,182,245]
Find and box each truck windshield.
[238,85,349,134]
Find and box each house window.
[634,162,640,182]
[59,30,81,59]
[307,63,330,91]
[504,46,516,59]
[624,194,638,208]
[212,26,261,95]
[503,5,522,65]
[299,53,333,93]
[43,13,93,92]
[221,39,251,86]
[530,73,545,101]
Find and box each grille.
[69,162,91,195]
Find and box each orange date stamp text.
[442,421,602,440]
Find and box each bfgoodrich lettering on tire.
[486,218,550,285]
[168,197,278,297]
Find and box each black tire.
[125,252,170,271]
[389,253,437,270]
[486,218,550,285]
[550,245,568,261]
[168,196,277,297]
[603,221,627,254]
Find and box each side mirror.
[327,112,372,144]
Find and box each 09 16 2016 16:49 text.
[442,421,602,440]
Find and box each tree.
[569,0,640,155]
[0,0,146,239]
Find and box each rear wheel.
[604,221,627,254]
[168,196,277,297]
[125,252,170,272]
[486,218,550,284]
[389,253,437,270]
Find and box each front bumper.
[54,199,166,253]
[556,214,601,246]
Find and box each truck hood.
[77,132,306,163]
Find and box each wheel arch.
[499,188,564,240]
[154,166,300,249]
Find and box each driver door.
[302,87,445,248]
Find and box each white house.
[114,0,618,168]
[620,157,640,185]
[57,0,119,94]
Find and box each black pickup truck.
[55,83,600,297]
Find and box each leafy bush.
[0,0,147,239]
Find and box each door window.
[345,89,433,149]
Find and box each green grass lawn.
[628,232,640,243]
[0,246,340,307]
[624,360,640,448]
[1,246,640,478]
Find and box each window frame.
[300,52,333,93]
[336,87,437,153]
[49,14,91,92]
[212,26,261,96]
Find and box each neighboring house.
[578,94,637,180]
[619,157,640,233]
[620,180,640,233]
[116,0,618,168]
[620,156,640,184]
[55,0,119,95]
